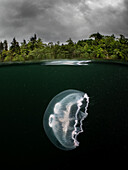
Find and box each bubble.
[43,89,89,150]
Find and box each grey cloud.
[103,3,128,36]
[15,1,43,19]
[2,0,45,26]
[0,0,128,44]
[123,0,128,23]
[78,0,128,37]
[0,0,82,42]
[1,0,53,21]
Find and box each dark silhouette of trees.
[90,32,103,40]
[3,40,8,51]
[66,38,74,46]
[29,34,37,50]
[0,42,4,53]
[0,33,128,62]
[0,40,8,61]
[0,42,4,61]
[10,37,20,53]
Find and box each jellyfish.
[43,89,89,150]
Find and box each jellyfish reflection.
[43,89,89,150]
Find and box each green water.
[0,61,128,167]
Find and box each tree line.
[0,32,128,62]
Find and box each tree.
[0,33,128,62]
[30,34,37,42]
[29,34,37,50]
[111,34,115,39]
[77,40,87,47]
[23,39,27,45]
[10,37,20,53]
[66,38,74,46]
[119,34,127,44]
[0,42,4,61]
[0,42,4,53]
[3,40,8,51]
[89,32,103,40]
[0,41,8,61]
[56,41,60,45]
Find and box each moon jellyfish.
[43,89,89,150]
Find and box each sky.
[0,0,128,44]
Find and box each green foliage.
[0,33,128,62]
[90,32,103,40]
[12,55,24,62]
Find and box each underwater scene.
[0,60,128,168]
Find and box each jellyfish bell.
[43,89,89,150]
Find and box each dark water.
[0,60,128,167]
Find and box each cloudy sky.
[0,0,128,43]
